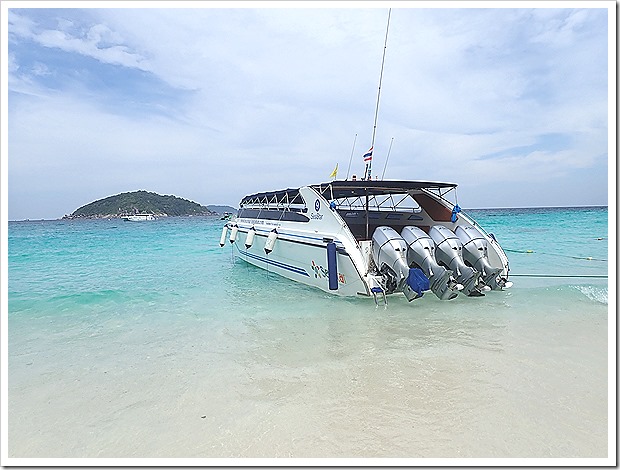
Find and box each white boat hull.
[123,214,155,221]
[230,225,370,296]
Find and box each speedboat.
[220,179,511,305]
[122,213,155,221]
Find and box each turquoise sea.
[6,207,611,461]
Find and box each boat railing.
[333,192,423,213]
[420,186,458,207]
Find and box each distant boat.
[220,212,233,220]
[122,213,155,222]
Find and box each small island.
[63,190,216,219]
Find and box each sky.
[3,1,614,220]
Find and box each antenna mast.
[381,137,394,180]
[364,8,391,181]
[345,133,357,180]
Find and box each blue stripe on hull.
[234,243,310,277]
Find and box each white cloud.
[7,9,37,39]
[31,62,51,76]
[9,10,152,72]
[8,52,19,73]
[530,8,593,47]
[6,5,610,219]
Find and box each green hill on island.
[65,190,215,219]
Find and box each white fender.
[219,226,228,247]
[264,229,278,254]
[245,227,256,249]
[229,224,238,244]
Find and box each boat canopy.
[239,187,306,208]
[237,179,461,240]
[239,180,457,207]
[310,180,457,200]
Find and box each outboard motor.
[372,226,429,301]
[455,225,504,290]
[401,226,462,300]
[429,225,484,297]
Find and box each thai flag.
[363,146,373,162]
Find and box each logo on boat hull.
[311,260,346,284]
[311,199,323,219]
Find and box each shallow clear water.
[7,208,610,460]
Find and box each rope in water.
[504,248,607,262]
[509,273,608,279]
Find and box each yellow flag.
[329,163,338,179]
